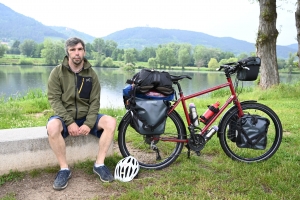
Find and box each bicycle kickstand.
[185,144,191,158]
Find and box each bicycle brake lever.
[243,67,250,70]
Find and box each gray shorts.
[47,114,105,138]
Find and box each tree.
[41,39,64,65]
[92,38,105,55]
[156,47,168,68]
[256,0,280,89]
[33,43,44,58]
[296,0,300,69]
[105,40,118,57]
[219,57,238,66]
[111,49,124,61]
[0,44,8,57]
[208,58,219,69]
[102,57,114,67]
[166,47,177,68]
[193,45,220,67]
[286,52,297,73]
[85,43,93,59]
[9,40,21,54]
[124,49,137,64]
[139,47,156,62]
[277,58,286,69]
[20,40,36,57]
[148,58,157,69]
[178,48,191,69]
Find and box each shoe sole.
[53,172,72,190]
[93,168,113,183]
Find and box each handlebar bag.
[236,114,270,150]
[237,57,261,81]
[130,97,169,135]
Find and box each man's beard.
[71,57,83,66]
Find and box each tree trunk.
[295,1,300,69]
[256,0,280,89]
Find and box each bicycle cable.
[234,76,243,98]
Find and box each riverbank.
[0,83,300,199]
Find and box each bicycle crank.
[188,134,206,152]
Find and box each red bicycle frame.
[163,76,244,142]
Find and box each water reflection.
[0,65,299,108]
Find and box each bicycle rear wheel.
[219,102,282,162]
[118,110,186,170]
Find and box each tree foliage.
[41,39,64,65]
[208,58,219,69]
[20,39,36,57]
[0,43,8,57]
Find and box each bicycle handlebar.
[217,56,256,74]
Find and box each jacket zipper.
[78,77,84,95]
[74,73,78,119]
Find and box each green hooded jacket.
[47,56,101,128]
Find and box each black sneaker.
[93,165,114,183]
[53,169,72,190]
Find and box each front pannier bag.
[130,98,169,135]
[236,114,270,150]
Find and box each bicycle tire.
[218,102,282,162]
[118,110,186,170]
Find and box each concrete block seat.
[0,127,113,175]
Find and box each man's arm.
[47,67,74,126]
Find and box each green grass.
[0,82,300,199]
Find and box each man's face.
[67,43,85,66]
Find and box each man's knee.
[99,115,116,131]
[47,118,63,137]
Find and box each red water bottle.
[200,101,220,124]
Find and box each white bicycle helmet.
[114,156,140,182]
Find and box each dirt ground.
[0,170,122,200]
[0,145,127,200]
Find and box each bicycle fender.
[117,111,132,132]
[217,100,257,137]
[170,109,188,139]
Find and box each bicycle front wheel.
[118,110,186,170]
[219,102,282,163]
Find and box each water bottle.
[204,125,219,141]
[189,103,199,126]
[200,101,220,124]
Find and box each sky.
[0,0,297,45]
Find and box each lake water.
[0,65,299,108]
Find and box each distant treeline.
[0,38,297,70]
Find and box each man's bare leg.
[95,115,116,165]
[47,119,68,169]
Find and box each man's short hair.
[65,37,85,56]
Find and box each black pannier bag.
[237,57,261,81]
[236,114,270,150]
[227,115,238,142]
[126,69,174,96]
[130,97,169,135]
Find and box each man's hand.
[67,122,80,136]
[79,124,91,136]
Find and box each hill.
[103,27,296,59]
[0,3,296,59]
[0,3,94,43]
